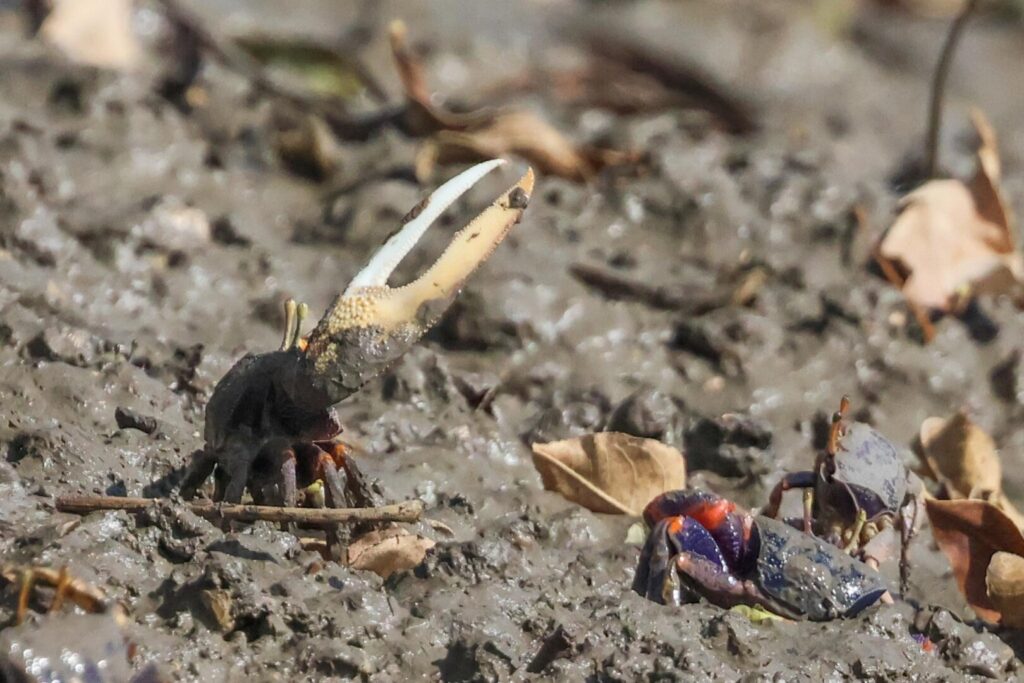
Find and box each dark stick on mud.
[55,495,424,525]
[569,262,726,315]
[924,0,980,178]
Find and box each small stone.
[114,406,158,434]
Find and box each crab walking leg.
[300,165,534,406]
[762,470,816,519]
[320,457,350,562]
[344,159,507,293]
[633,520,674,602]
[179,449,217,501]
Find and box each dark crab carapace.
[761,397,918,586]
[633,489,890,620]
[179,160,534,515]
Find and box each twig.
[581,31,757,134]
[56,495,423,525]
[924,0,981,178]
[569,262,726,315]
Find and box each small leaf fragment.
[199,589,235,633]
[730,604,789,624]
[924,497,1024,623]
[41,0,141,71]
[235,36,366,100]
[346,526,435,579]
[530,432,687,516]
[625,522,648,546]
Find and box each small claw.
[300,161,534,405]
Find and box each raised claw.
[297,159,534,406]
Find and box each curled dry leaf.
[987,551,1024,629]
[877,109,1023,312]
[388,20,633,182]
[918,411,1024,527]
[415,110,635,183]
[924,497,1024,623]
[346,526,435,579]
[530,432,686,516]
[919,411,1001,498]
[41,0,141,71]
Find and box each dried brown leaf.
[987,551,1024,629]
[924,497,1024,623]
[918,411,1024,528]
[41,0,141,71]
[878,109,1022,312]
[416,110,633,183]
[530,432,686,516]
[919,411,1002,499]
[346,526,435,579]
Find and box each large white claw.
[300,160,534,405]
[344,159,507,295]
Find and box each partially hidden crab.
[179,160,534,518]
[633,489,890,620]
[761,397,920,589]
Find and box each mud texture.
[2,0,1024,680]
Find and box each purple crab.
[761,397,919,588]
[633,489,891,620]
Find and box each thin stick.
[56,495,423,525]
[924,0,980,178]
[569,262,726,314]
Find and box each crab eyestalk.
[292,159,534,409]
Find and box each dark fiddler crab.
[761,397,919,588]
[633,489,890,620]
[179,160,534,519]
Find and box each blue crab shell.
[754,515,890,620]
[832,422,909,516]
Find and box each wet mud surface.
[2,0,1024,680]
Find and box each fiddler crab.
[179,160,533,522]
[632,489,891,621]
[761,396,920,590]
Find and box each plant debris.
[876,109,1022,313]
[924,498,1024,624]
[917,411,1024,526]
[39,0,140,70]
[389,20,636,182]
[530,432,686,516]
[346,526,436,579]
